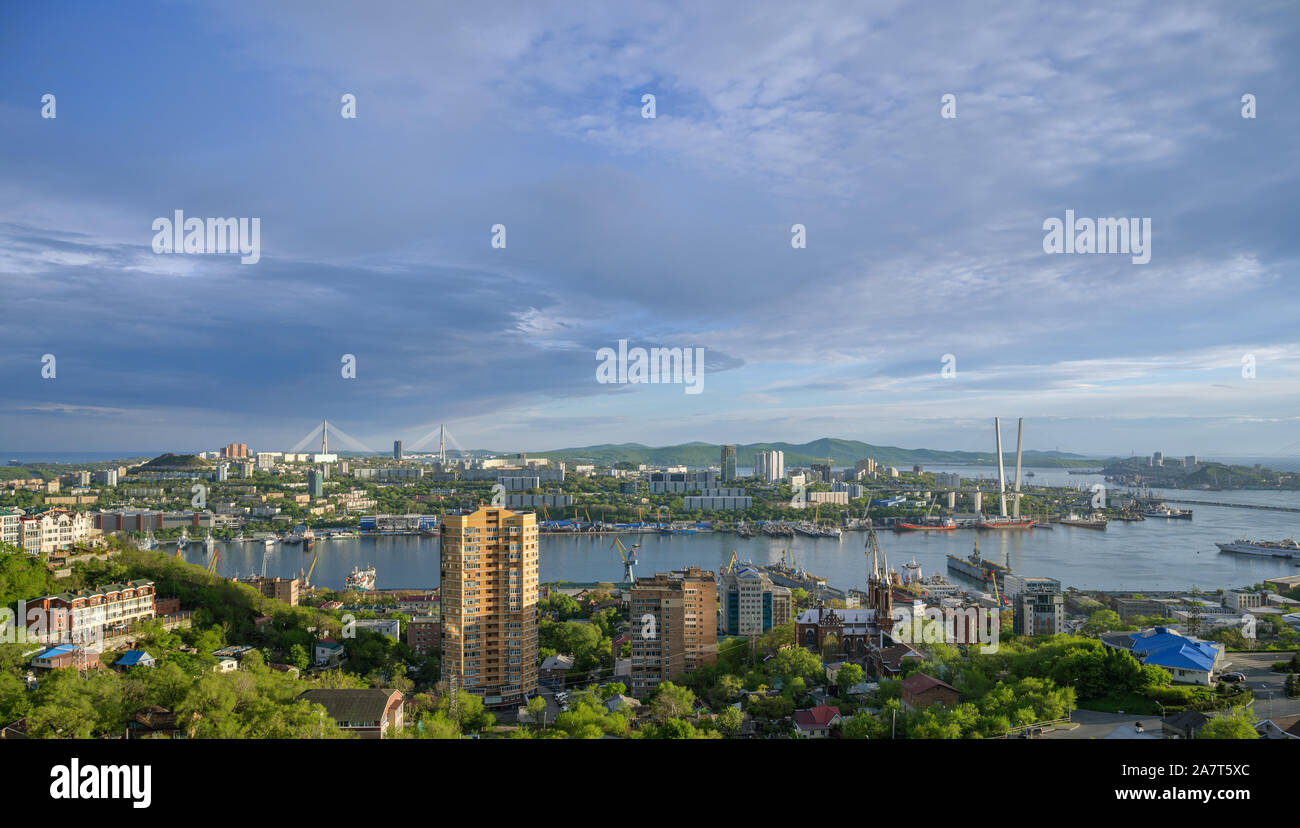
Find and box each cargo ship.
[894,519,956,532]
[975,516,1034,530]
[946,538,1010,586]
[1215,538,1300,558]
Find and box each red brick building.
[900,673,960,711]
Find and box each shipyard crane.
[722,549,739,575]
[611,536,638,583]
[301,549,319,588]
[205,548,222,575]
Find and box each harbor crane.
[611,536,639,583]
[722,549,739,575]
[300,549,319,588]
[205,547,222,575]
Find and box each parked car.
[1221,672,1247,683]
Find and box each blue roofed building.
[114,649,156,669]
[1103,627,1225,686]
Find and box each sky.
[1,0,1298,458]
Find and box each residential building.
[297,688,404,739]
[1102,627,1225,686]
[440,506,540,707]
[807,491,848,506]
[314,640,346,667]
[0,509,20,547]
[238,575,300,606]
[630,567,718,695]
[18,509,99,556]
[683,495,752,510]
[900,673,960,711]
[793,704,842,738]
[1162,710,1210,739]
[718,565,792,637]
[407,615,440,655]
[223,443,249,459]
[353,618,401,641]
[754,449,784,482]
[720,445,737,482]
[22,580,156,646]
[393,440,403,460]
[307,468,324,497]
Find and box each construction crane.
[205,548,222,575]
[611,536,638,583]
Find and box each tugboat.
[344,565,377,591]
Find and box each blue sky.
[1,0,1298,457]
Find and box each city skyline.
[3,1,1299,457]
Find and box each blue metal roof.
[1128,629,1219,673]
[115,649,154,667]
[36,644,78,659]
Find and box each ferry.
[344,566,377,591]
[1215,538,1300,559]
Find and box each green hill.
[528,438,1105,468]
[135,453,214,470]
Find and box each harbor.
[177,489,1300,594]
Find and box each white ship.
[1215,538,1300,558]
[345,566,377,591]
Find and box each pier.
[1161,498,1300,514]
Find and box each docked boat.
[344,565,377,591]
[1215,538,1300,558]
[263,537,277,549]
[946,538,1010,586]
[794,522,822,537]
[1060,513,1108,530]
[894,520,956,532]
[1142,503,1192,520]
[975,515,1034,530]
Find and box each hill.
[528,438,1106,468]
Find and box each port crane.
[611,536,638,583]
[205,547,222,575]
[300,549,319,588]
[722,549,739,575]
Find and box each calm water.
[183,471,1300,594]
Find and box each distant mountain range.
[520,438,1110,468]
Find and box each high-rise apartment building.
[223,443,249,459]
[719,565,791,637]
[754,449,785,482]
[720,445,737,482]
[393,440,403,460]
[630,567,717,695]
[307,468,324,497]
[440,506,539,707]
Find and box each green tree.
[716,705,744,737]
[1199,706,1259,739]
[650,682,695,721]
[836,663,865,694]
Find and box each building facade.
[440,506,539,706]
[23,580,156,645]
[719,565,792,637]
[630,567,718,695]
